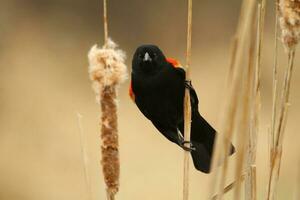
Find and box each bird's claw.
[184,80,193,90]
[180,141,196,152]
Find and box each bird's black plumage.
[130,45,234,173]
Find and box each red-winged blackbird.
[130,45,235,173]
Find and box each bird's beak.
[143,52,152,62]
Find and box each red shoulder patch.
[166,57,182,68]
[129,81,135,101]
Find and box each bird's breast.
[132,70,184,123]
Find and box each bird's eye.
[153,53,157,58]
[138,53,143,59]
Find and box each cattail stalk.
[267,50,295,200]
[270,0,280,166]
[267,1,299,199]
[267,0,279,197]
[88,0,127,199]
[103,0,109,47]
[183,0,193,199]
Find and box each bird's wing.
[189,85,199,110]
[166,57,199,109]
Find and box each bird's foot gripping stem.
[180,141,196,152]
[184,80,193,90]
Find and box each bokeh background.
[0,0,299,199]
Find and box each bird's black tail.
[188,112,235,173]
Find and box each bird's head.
[132,45,166,74]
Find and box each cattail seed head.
[279,0,300,50]
[88,38,127,101]
[88,38,127,197]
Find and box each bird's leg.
[177,130,196,152]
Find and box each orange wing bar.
[166,57,182,68]
[129,81,135,101]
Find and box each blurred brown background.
[0,0,299,199]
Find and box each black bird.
[129,45,234,173]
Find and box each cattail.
[88,38,127,199]
[267,1,299,199]
[278,0,300,50]
[183,0,193,200]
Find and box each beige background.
[0,0,299,199]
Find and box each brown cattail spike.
[279,0,300,50]
[88,38,127,198]
[101,86,119,195]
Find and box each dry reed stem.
[272,0,280,146]
[211,174,246,200]
[103,0,108,46]
[250,165,257,199]
[209,1,249,198]
[245,1,265,199]
[266,146,283,200]
[244,3,260,198]
[276,50,295,145]
[106,189,115,200]
[183,0,193,199]
[226,0,248,84]
[227,37,239,85]
[266,49,295,200]
[294,160,300,200]
[183,91,191,200]
[244,13,256,200]
[76,113,92,200]
[270,5,279,158]
[233,37,254,200]
[267,2,280,198]
[213,1,257,199]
